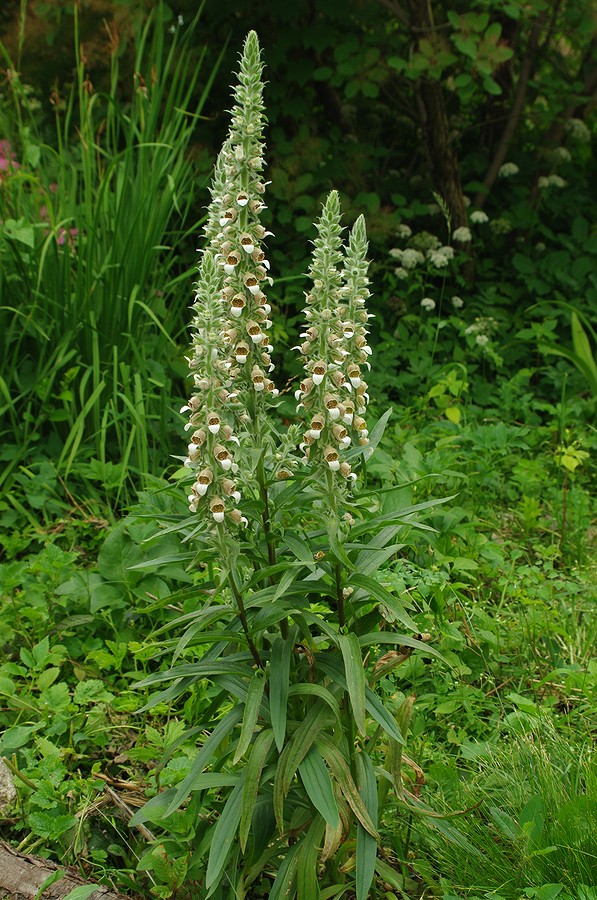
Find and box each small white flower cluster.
[565,118,591,143]
[465,316,498,347]
[451,295,464,309]
[427,245,455,268]
[390,247,425,269]
[489,217,512,235]
[411,231,441,253]
[295,192,372,482]
[452,226,472,243]
[420,297,435,312]
[470,210,489,225]
[537,174,567,190]
[498,162,519,179]
[552,146,572,164]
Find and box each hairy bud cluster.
[203,31,278,409]
[295,191,372,480]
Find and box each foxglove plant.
[137,29,446,900]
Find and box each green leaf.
[62,887,104,900]
[136,655,253,687]
[348,573,419,632]
[270,634,294,751]
[571,311,597,394]
[355,751,378,900]
[28,811,78,839]
[282,701,331,794]
[338,632,366,736]
[317,739,379,839]
[296,817,326,899]
[358,632,445,663]
[166,706,243,815]
[299,746,340,829]
[240,729,274,852]
[234,669,268,763]
[288,683,342,722]
[205,773,245,894]
[269,838,301,900]
[361,407,392,461]
[316,655,404,744]
[489,806,520,840]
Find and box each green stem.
[326,469,346,627]
[255,425,288,639]
[217,529,264,669]
[228,568,264,670]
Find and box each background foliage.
[0,1,595,898]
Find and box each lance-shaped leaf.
[240,729,275,851]
[355,751,378,900]
[270,634,294,751]
[338,632,366,736]
[299,746,340,829]
[234,668,268,763]
[317,738,379,839]
[205,772,245,895]
[166,706,243,815]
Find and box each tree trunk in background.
[406,0,468,229]
[0,842,127,900]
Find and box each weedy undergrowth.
[133,32,453,900]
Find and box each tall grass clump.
[416,723,597,899]
[131,31,454,899]
[0,3,223,510]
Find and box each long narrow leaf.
[166,706,243,815]
[205,772,246,894]
[282,701,332,795]
[338,633,366,736]
[240,729,275,852]
[270,635,294,751]
[317,738,379,839]
[299,746,340,829]
[316,655,404,744]
[355,751,378,900]
[348,573,419,632]
[234,669,268,763]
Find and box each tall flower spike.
[340,214,372,431]
[212,31,278,412]
[295,191,358,483]
[182,251,245,527]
